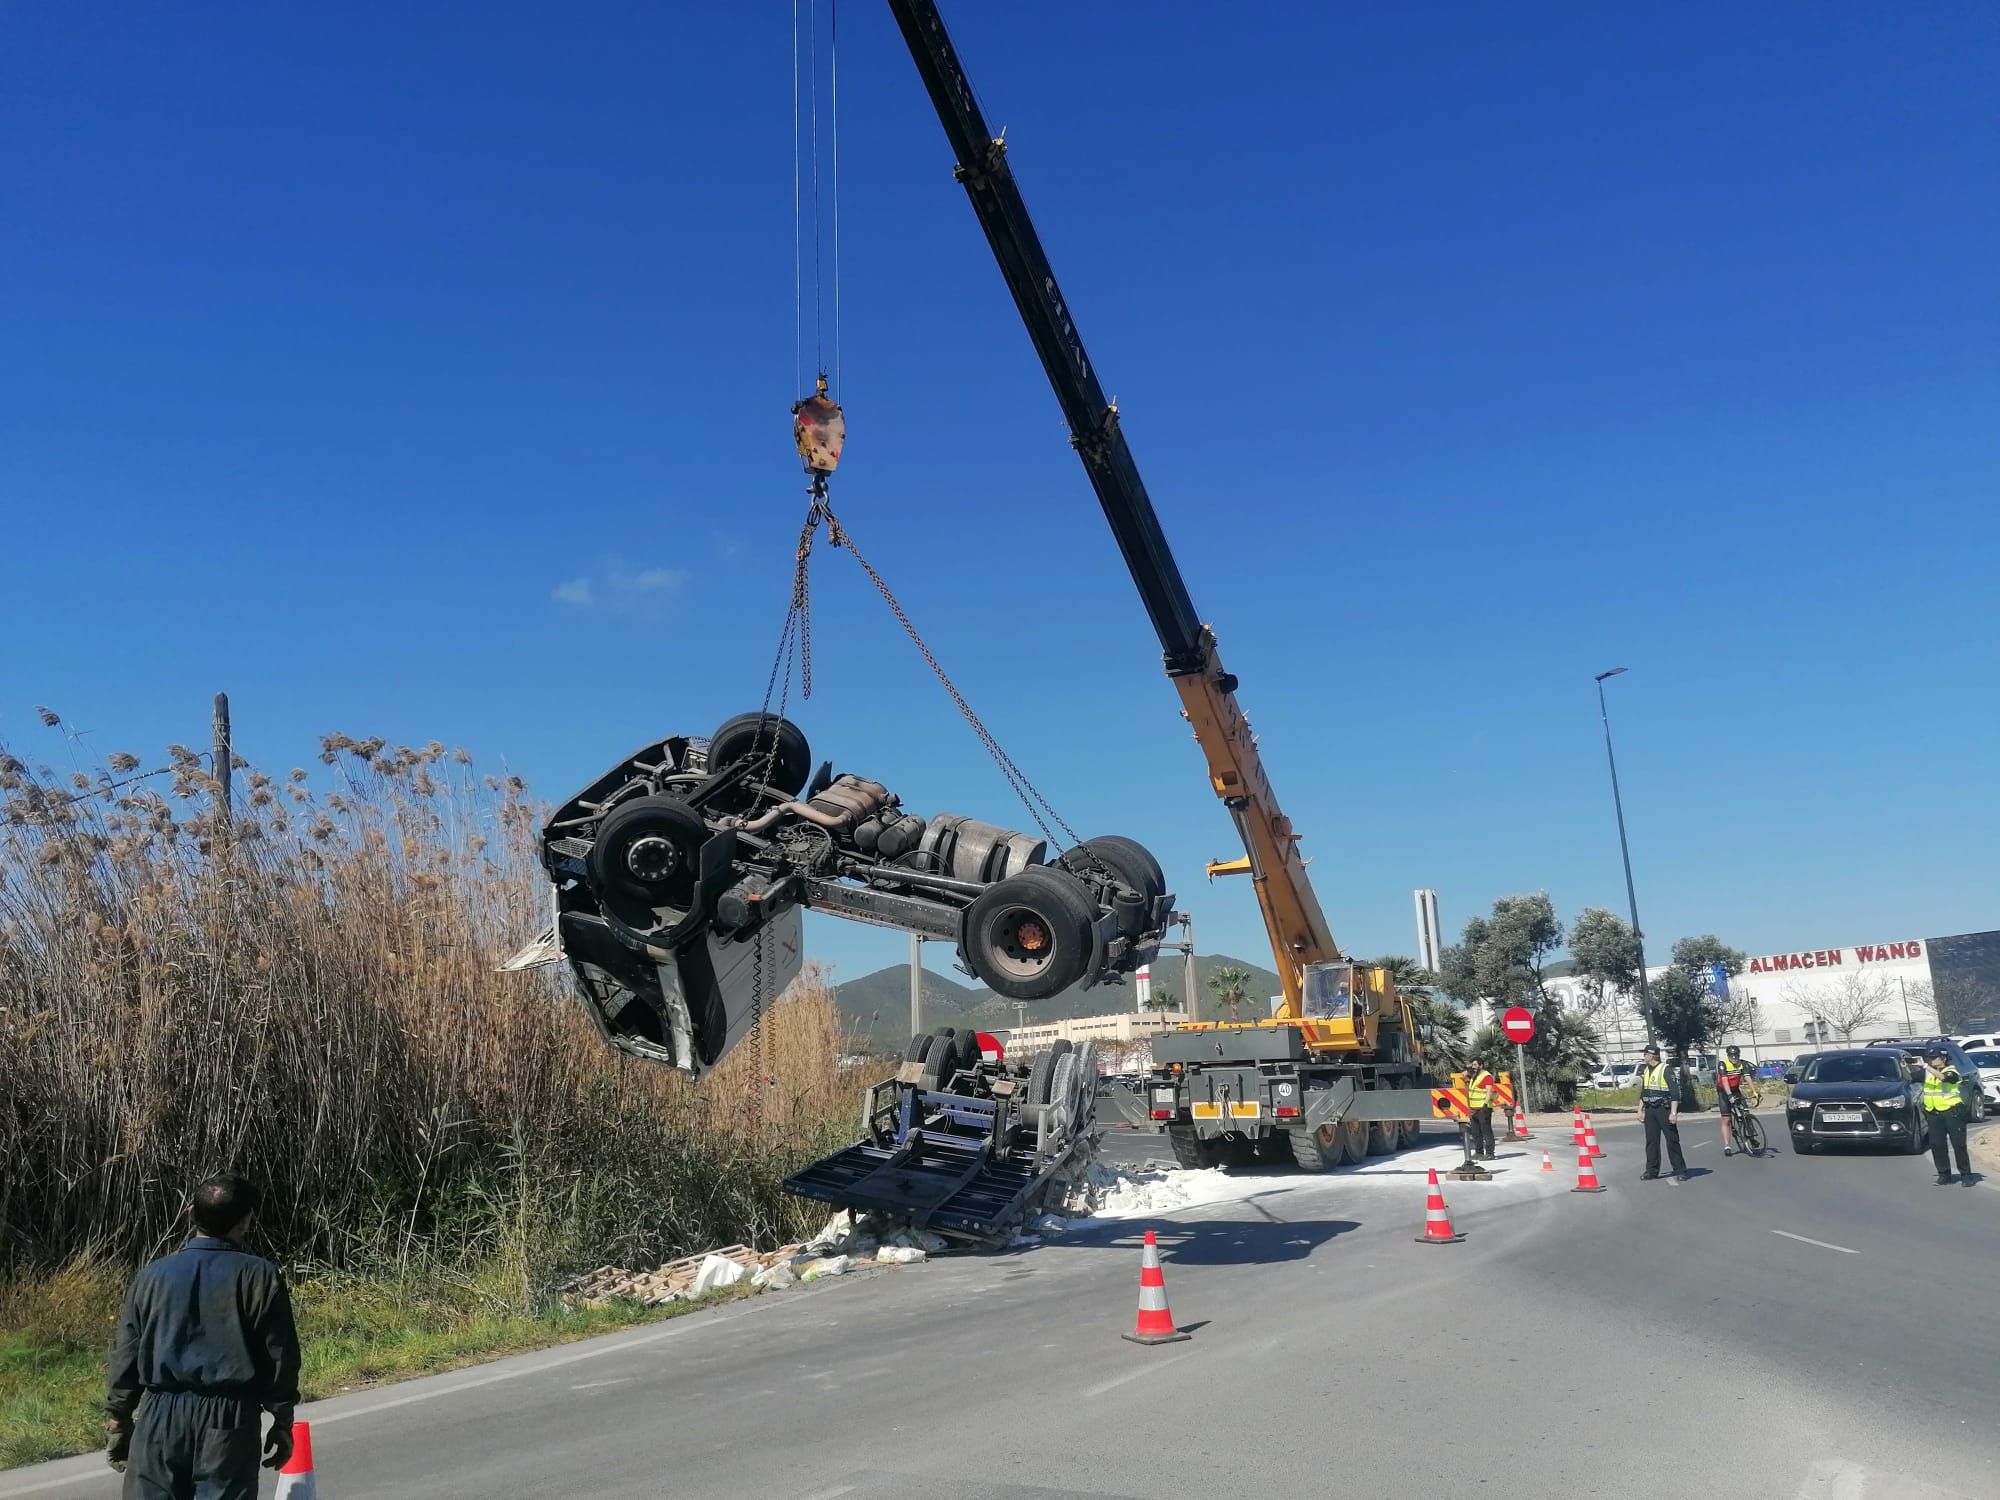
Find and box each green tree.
[1405,993,1471,1072]
[1369,955,1437,1002]
[1207,965,1252,1021]
[1648,935,1749,1106]
[1567,907,1643,1013]
[1438,894,1565,1009]
[1144,986,1179,1012]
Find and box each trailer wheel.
[587,794,707,926]
[1026,1042,1071,1109]
[904,1032,936,1065]
[1059,835,1166,903]
[961,866,1097,1000]
[706,712,812,803]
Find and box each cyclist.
[1715,1045,1759,1156]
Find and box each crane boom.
[888,0,1341,1016]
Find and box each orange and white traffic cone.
[1122,1229,1191,1345]
[1572,1147,1607,1194]
[1513,1106,1531,1141]
[1414,1167,1466,1244]
[1583,1114,1605,1158]
[1541,1150,1554,1172]
[274,1421,316,1500]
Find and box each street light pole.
[1595,668,1650,1020]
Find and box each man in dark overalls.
[105,1175,300,1499]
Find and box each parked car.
[1865,1036,1988,1119]
[1581,1063,1638,1091]
[1786,1049,1929,1154]
[1963,1049,2000,1110]
[1951,1033,2000,1054]
[1755,1059,1790,1080]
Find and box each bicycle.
[1724,1088,1765,1157]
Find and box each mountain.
[829,951,1286,1055]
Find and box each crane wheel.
[961,866,1096,1000]
[1367,1082,1399,1156]
[1287,1123,1340,1173]
[1390,1077,1422,1149]
[1167,1123,1223,1169]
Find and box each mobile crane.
[887,0,1433,1171]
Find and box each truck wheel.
[1338,1114,1370,1165]
[905,1032,936,1064]
[587,794,707,926]
[1288,1124,1338,1172]
[1167,1123,1222,1169]
[1059,835,1166,904]
[1367,1107,1398,1156]
[1392,1079,1423,1149]
[706,712,813,802]
[961,867,1097,1000]
[1025,1038,1072,1107]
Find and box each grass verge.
[0,1259,745,1471]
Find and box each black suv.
[1865,1036,1987,1119]
[1786,1049,1929,1154]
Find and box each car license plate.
[1821,1109,1865,1122]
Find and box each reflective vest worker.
[1637,1046,1688,1182]
[1465,1058,1498,1160]
[1716,1046,1757,1157]
[1920,1048,1972,1184]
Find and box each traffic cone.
[1121,1230,1190,1345]
[1540,1150,1554,1172]
[1572,1147,1607,1194]
[1513,1106,1531,1141]
[1414,1167,1466,1244]
[1583,1114,1605,1158]
[274,1421,315,1500]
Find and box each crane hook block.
[792,374,846,476]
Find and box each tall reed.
[0,720,852,1287]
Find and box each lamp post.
[1595,668,1650,1019]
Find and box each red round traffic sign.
[1501,1007,1535,1044]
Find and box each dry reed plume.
[0,719,854,1287]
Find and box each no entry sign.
[1502,1006,1535,1044]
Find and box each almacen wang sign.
[1746,941,1924,975]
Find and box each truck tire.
[1394,1078,1423,1149]
[961,866,1098,1000]
[706,712,813,803]
[1368,1078,1407,1155]
[1059,835,1166,903]
[1167,1123,1223,1169]
[904,1032,935,1064]
[1337,1114,1370,1165]
[1025,1039,1072,1107]
[1288,1122,1341,1172]
[587,794,707,927]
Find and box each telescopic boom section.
[887,0,1341,1014]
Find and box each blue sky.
[5,2,1995,990]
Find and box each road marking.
[1083,1350,1194,1397]
[1771,1229,1858,1255]
[791,1487,856,1500]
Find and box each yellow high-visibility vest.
[1922,1069,1962,1113]
[1467,1071,1495,1108]
[1641,1063,1672,1097]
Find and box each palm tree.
[1207,965,1253,1022]
[1370,955,1437,1002]
[1406,993,1471,1072]
[1469,1008,1601,1110]
[1144,986,1179,1012]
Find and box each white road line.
[791,1487,856,1500]
[1083,1350,1195,1398]
[1771,1229,1858,1255]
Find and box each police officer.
[105,1175,300,1500]
[1920,1047,1973,1184]
[1466,1056,1498,1159]
[1637,1045,1688,1182]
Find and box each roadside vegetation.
[0,717,857,1466]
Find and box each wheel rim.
[987,904,1057,982]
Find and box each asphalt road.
[8,1114,1995,1500]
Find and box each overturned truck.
[786,1027,1099,1242]
[507,712,1173,1078]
